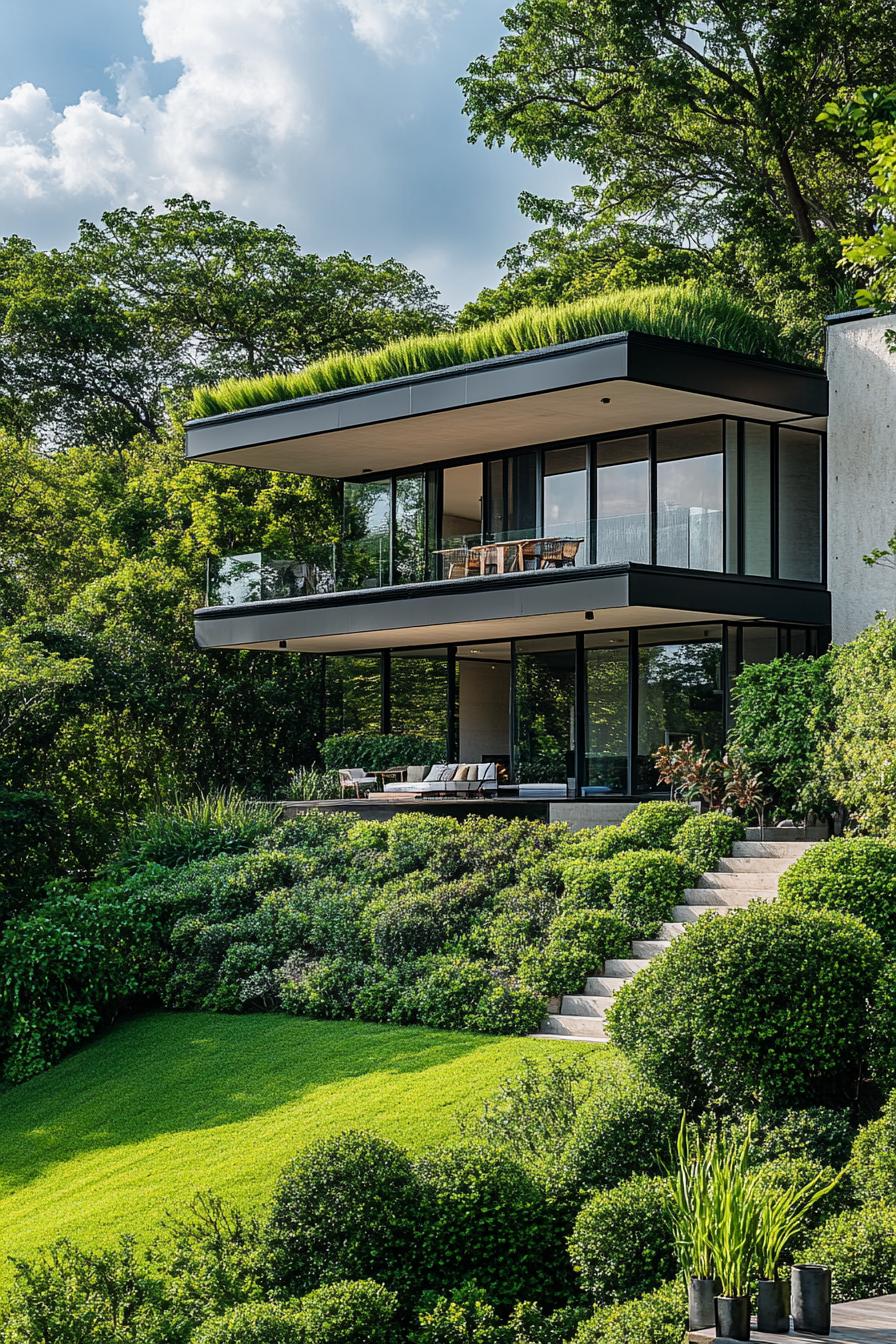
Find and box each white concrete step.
[632,939,673,958]
[683,887,774,906]
[658,921,687,940]
[604,957,651,976]
[584,974,633,996]
[717,856,796,874]
[560,994,614,1017]
[672,903,727,923]
[537,1014,608,1041]
[699,871,779,889]
[731,840,814,858]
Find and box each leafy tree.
[459,0,896,347]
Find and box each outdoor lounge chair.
[338,767,377,797]
[382,762,498,796]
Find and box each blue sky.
[0,0,575,310]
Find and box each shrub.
[153,1193,268,1329]
[488,889,559,971]
[557,860,612,911]
[194,1302,304,1344]
[561,1078,679,1193]
[293,1280,399,1344]
[730,653,835,820]
[852,1090,896,1204]
[469,980,547,1035]
[825,614,896,838]
[602,850,687,938]
[672,812,745,877]
[617,801,693,849]
[415,1144,568,1309]
[112,790,276,874]
[519,911,631,999]
[279,957,364,1020]
[273,812,359,857]
[573,1279,687,1344]
[751,1156,851,1239]
[371,892,450,964]
[565,826,630,863]
[320,732,442,774]
[266,1131,424,1297]
[748,1105,855,1168]
[0,789,61,922]
[778,837,896,949]
[413,1285,511,1344]
[797,1203,896,1302]
[569,1175,675,1305]
[410,956,495,1031]
[870,959,896,1090]
[607,905,883,1110]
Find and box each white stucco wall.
[458,657,511,762]
[825,313,896,642]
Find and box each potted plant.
[667,1117,717,1329]
[709,1124,759,1342]
[755,1169,843,1333]
[791,1264,833,1335]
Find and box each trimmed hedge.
[606,905,883,1109]
[557,860,612,911]
[560,1079,680,1193]
[798,1203,896,1303]
[602,850,687,938]
[519,911,632,998]
[573,1280,687,1344]
[193,1302,303,1343]
[569,1175,675,1305]
[852,1090,896,1204]
[320,733,443,774]
[291,1280,399,1344]
[870,959,896,1090]
[778,837,896,948]
[616,802,693,849]
[672,812,745,877]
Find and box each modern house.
[184,311,892,819]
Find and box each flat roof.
[185,331,828,478]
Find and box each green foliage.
[572,1280,687,1344]
[569,1175,674,1305]
[265,1131,424,1297]
[191,287,807,417]
[825,616,896,837]
[870,959,896,1090]
[319,732,443,774]
[151,1193,268,1333]
[194,1302,303,1344]
[519,911,631,998]
[556,860,612,911]
[748,1106,855,1169]
[0,789,62,920]
[112,792,277,875]
[564,826,630,863]
[616,802,693,849]
[779,837,896,948]
[415,1144,569,1309]
[671,813,745,878]
[561,1079,679,1193]
[607,905,883,1110]
[602,850,687,939]
[751,1156,849,1273]
[279,768,341,802]
[852,1090,896,1204]
[730,654,835,819]
[798,1203,896,1303]
[290,1280,400,1344]
[413,1285,512,1344]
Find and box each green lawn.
[0,1012,620,1285]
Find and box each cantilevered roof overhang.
[194,564,831,654]
[184,332,828,477]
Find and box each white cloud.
[340,0,457,57]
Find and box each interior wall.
[458,658,511,762]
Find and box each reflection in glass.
[325,655,382,736]
[513,637,575,785]
[744,423,772,576]
[391,649,449,746]
[394,475,426,585]
[584,634,629,793]
[487,451,538,542]
[637,626,724,790]
[342,479,391,588]
[544,445,587,563]
[656,421,724,571]
[778,428,822,581]
[725,421,739,573]
[594,434,650,564]
[742,625,779,666]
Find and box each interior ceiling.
[192,380,825,477]
[212,605,758,654]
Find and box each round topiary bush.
[617,801,694,849]
[870,958,896,1090]
[193,1301,304,1344]
[749,1105,855,1168]
[778,838,896,949]
[852,1090,896,1204]
[606,905,883,1110]
[565,826,630,862]
[569,1174,675,1305]
[672,812,745,877]
[410,956,496,1031]
[603,850,688,938]
[371,892,449,965]
[560,1078,680,1193]
[573,1279,687,1344]
[414,1143,569,1309]
[558,859,613,911]
[519,911,632,999]
[265,1130,424,1297]
[292,1279,399,1344]
[797,1203,896,1303]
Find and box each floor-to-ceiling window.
[593,434,650,565]
[325,655,382,737]
[487,451,538,542]
[743,423,773,576]
[656,421,724,571]
[778,428,822,582]
[513,636,576,785]
[543,444,587,562]
[636,625,725,791]
[342,479,391,588]
[390,648,450,746]
[583,632,630,794]
[393,474,427,584]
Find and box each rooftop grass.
[190,284,813,419]
[0,1011,619,1288]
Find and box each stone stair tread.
[604,957,651,975]
[731,840,815,857]
[672,903,726,922]
[560,994,615,1016]
[631,939,672,957]
[699,871,779,888]
[659,921,687,939]
[584,974,632,995]
[684,888,774,905]
[536,1015,609,1041]
[717,856,795,873]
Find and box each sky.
[0,0,577,311]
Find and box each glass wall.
[390,649,449,745]
[656,422,724,571]
[325,655,382,737]
[487,451,538,541]
[543,445,587,563]
[342,479,391,588]
[636,625,725,791]
[778,428,822,581]
[513,636,576,785]
[584,633,629,794]
[393,474,426,585]
[593,434,650,564]
[743,423,773,576]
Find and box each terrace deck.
[689,1293,896,1343]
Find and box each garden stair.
[534,840,815,1043]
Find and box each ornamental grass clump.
[190,286,808,419]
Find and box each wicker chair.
[538,538,582,568]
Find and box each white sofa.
[383,761,498,796]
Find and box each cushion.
[405,765,426,784]
[454,765,470,781]
[424,764,450,782]
[479,762,497,781]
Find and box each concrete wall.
[826,313,896,642]
[458,657,511,762]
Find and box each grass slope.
[0,1012,618,1285]
[190,285,811,419]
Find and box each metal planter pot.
[792,1264,831,1335]
[715,1294,752,1341]
[757,1278,791,1333]
[688,1277,717,1330]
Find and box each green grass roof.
[189,284,813,420]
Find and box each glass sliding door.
[390,649,449,747]
[543,444,587,564]
[636,625,724,791]
[342,479,391,588]
[513,636,575,786]
[393,474,426,585]
[325,655,382,736]
[778,428,822,581]
[584,633,630,794]
[593,434,650,564]
[487,451,538,543]
[656,421,724,571]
